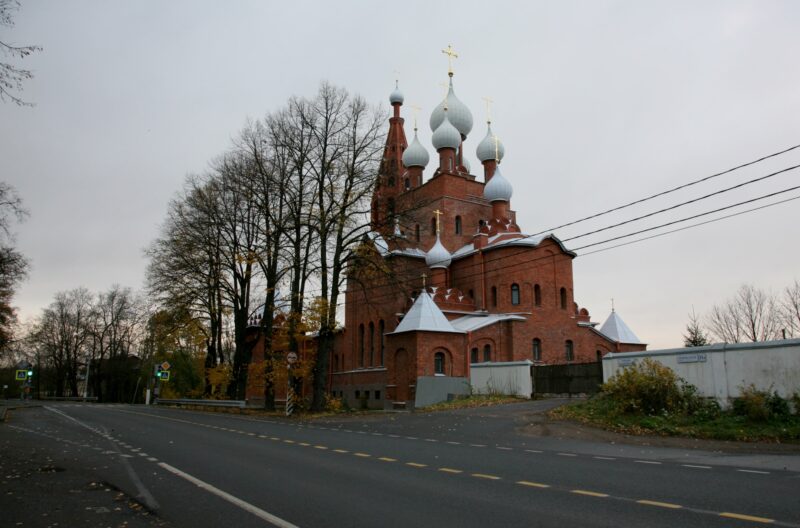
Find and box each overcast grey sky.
[2,0,799,349]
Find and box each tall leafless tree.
[0,0,41,106]
[706,284,782,343]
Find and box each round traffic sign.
[286,352,298,364]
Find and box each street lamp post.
[83,354,91,399]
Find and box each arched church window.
[415,224,420,241]
[379,320,385,366]
[388,198,395,217]
[511,283,520,306]
[470,347,479,363]
[358,324,365,367]
[455,216,462,235]
[560,287,567,310]
[491,286,497,307]
[388,176,395,187]
[533,338,542,362]
[534,284,542,306]
[483,344,491,362]
[368,322,375,366]
[565,340,574,362]
[404,178,410,191]
[434,352,445,375]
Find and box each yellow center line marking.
[472,473,501,480]
[571,489,609,498]
[378,457,397,462]
[354,452,371,458]
[270,437,280,441]
[283,440,295,444]
[637,499,682,509]
[314,445,328,450]
[333,449,349,454]
[517,480,550,488]
[406,462,427,468]
[438,468,463,474]
[720,512,774,524]
[298,442,310,447]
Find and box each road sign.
[161,361,171,371]
[158,371,170,382]
[287,352,298,365]
[15,370,26,381]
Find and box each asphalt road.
[2,401,799,528]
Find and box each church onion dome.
[476,124,505,162]
[429,78,473,137]
[483,165,513,202]
[431,112,461,151]
[389,82,404,105]
[402,129,429,167]
[425,234,452,269]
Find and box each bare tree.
[706,284,782,343]
[0,182,28,355]
[783,279,800,338]
[0,0,41,106]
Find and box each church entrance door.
[395,349,409,402]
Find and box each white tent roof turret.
[598,310,642,344]
[390,292,465,335]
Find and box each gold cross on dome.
[410,104,421,129]
[492,135,501,162]
[441,44,458,75]
[433,209,443,234]
[482,96,494,124]
[422,273,427,289]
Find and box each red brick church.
[246,62,646,408]
[328,67,646,407]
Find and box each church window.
[404,178,410,190]
[596,350,602,362]
[468,289,474,299]
[358,324,365,367]
[471,347,479,363]
[483,344,491,362]
[388,198,395,217]
[534,284,542,306]
[455,216,462,235]
[368,322,375,366]
[415,224,420,241]
[491,286,497,307]
[565,340,574,362]
[533,339,542,362]
[560,287,567,310]
[379,320,385,366]
[511,283,520,306]
[388,176,395,187]
[375,390,381,400]
[434,352,445,375]
[431,217,436,235]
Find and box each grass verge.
[420,394,525,412]
[550,398,800,443]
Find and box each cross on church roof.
[410,104,421,129]
[482,96,494,124]
[433,209,443,234]
[441,44,458,76]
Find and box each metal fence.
[533,362,603,395]
[155,398,246,408]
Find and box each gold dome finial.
[441,44,458,77]
[482,96,494,124]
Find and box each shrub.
[766,391,790,418]
[792,392,800,416]
[601,358,702,416]
[732,385,771,421]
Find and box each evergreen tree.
[683,308,709,347]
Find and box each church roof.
[390,292,465,335]
[598,311,642,344]
[450,233,577,260]
[451,313,527,332]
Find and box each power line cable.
[531,142,800,236]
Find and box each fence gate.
[533,362,603,395]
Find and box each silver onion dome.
[431,112,461,151]
[476,124,505,162]
[429,78,473,137]
[425,234,452,269]
[402,129,430,167]
[483,165,513,202]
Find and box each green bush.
[731,385,790,422]
[601,358,704,416]
[792,392,800,416]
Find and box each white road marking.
[593,456,615,460]
[634,460,662,465]
[557,452,577,457]
[496,447,512,451]
[682,464,711,469]
[737,469,770,475]
[158,462,299,528]
[525,449,543,454]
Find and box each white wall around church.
[602,339,800,406]
[470,361,534,399]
